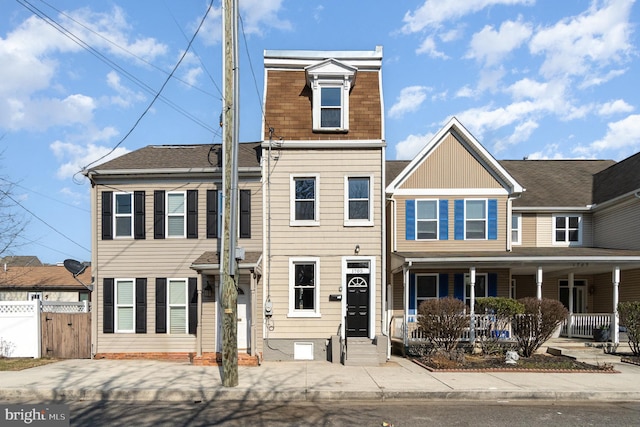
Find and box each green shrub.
[512,297,568,357]
[618,301,640,356]
[417,297,467,357]
[475,297,524,355]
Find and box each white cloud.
[494,119,539,152]
[416,36,448,58]
[388,86,431,118]
[527,143,570,160]
[598,99,634,116]
[401,0,534,33]
[466,19,532,66]
[529,0,634,79]
[574,114,640,156]
[106,71,145,108]
[51,139,130,179]
[395,132,435,160]
[0,94,95,131]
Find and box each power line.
[0,188,90,254]
[76,0,217,171]
[0,177,90,213]
[16,0,219,137]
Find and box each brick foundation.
[93,352,260,366]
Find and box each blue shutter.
[488,199,498,240]
[454,273,464,301]
[439,273,448,297]
[439,200,448,240]
[408,273,416,320]
[454,200,464,240]
[488,273,498,297]
[405,200,415,240]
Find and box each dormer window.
[306,59,357,132]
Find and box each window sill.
[287,312,321,318]
[344,220,374,227]
[312,128,349,133]
[290,221,320,227]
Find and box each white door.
[237,285,250,350]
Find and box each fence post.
[83,300,89,313]
[35,299,42,358]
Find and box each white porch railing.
[391,314,512,343]
[560,313,613,338]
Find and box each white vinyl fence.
[0,301,90,358]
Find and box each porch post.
[197,276,203,357]
[536,267,543,300]
[568,273,574,338]
[469,267,476,343]
[403,265,409,348]
[613,266,620,345]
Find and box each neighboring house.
[85,143,263,364]
[260,47,386,363]
[1,256,43,268]
[386,117,640,346]
[0,264,91,302]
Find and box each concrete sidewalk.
[1,355,640,403]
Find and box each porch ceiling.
[392,247,640,276]
[190,251,263,275]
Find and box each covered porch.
[389,247,640,348]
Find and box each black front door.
[346,274,369,337]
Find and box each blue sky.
[1,0,638,264]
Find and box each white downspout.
[536,267,543,300]
[469,266,476,343]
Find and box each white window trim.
[288,257,321,318]
[511,213,521,245]
[552,213,582,246]
[464,198,488,240]
[464,273,488,304]
[344,175,374,226]
[290,174,320,226]
[115,278,135,333]
[167,278,188,334]
[415,273,439,308]
[309,80,351,132]
[114,192,133,238]
[166,191,187,238]
[415,199,439,240]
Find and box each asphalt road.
[3,399,640,426]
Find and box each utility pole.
[221,0,239,387]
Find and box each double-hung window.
[115,279,134,333]
[554,214,581,245]
[345,176,372,225]
[511,213,521,245]
[306,59,356,132]
[416,200,438,240]
[291,175,319,225]
[167,192,186,237]
[416,274,438,308]
[114,193,133,238]
[465,199,487,239]
[168,279,187,334]
[289,258,320,317]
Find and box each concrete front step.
[344,338,381,367]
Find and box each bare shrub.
[512,297,568,357]
[475,297,524,355]
[417,298,467,358]
[618,301,640,356]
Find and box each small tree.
[618,301,640,356]
[512,297,568,357]
[476,297,524,355]
[417,297,467,358]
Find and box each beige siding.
[94,179,262,354]
[394,194,508,252]
[399,133,503,190]
[519,213,537,247]
[263,148,383,339]
[594,199,640,250]
[535,213,594,247]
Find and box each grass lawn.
[0,357,59,371]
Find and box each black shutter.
[154,190,165,239]
[135,278,147,333]
[188,277,198,334]
[103,278,114,333]
[187,190,198,239]
[239,189,251,238]
[102,192,113,240]
[134,191,145,239]
[155,278,167,333]
[206,190,218,238]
